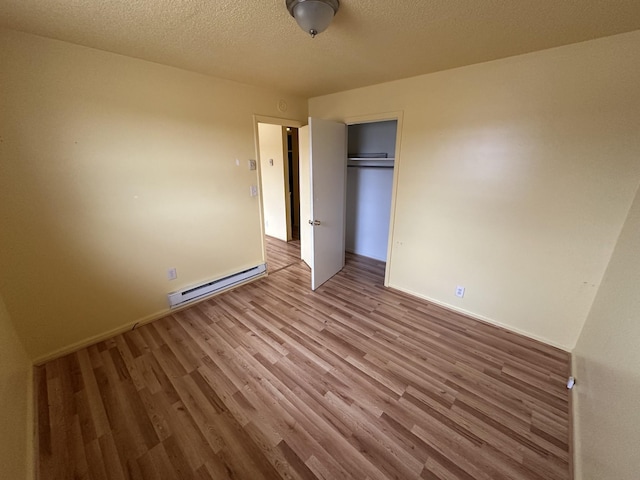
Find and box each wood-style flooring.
[36,236,571,480]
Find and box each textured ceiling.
[2,0,640,97]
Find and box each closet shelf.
[347,157,394,168]
[348,157,395,161]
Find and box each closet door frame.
[345,111,403,287]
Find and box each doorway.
[257,123,300,242]
[255,118,302,273]
[285,127,300,241]
[346,120,398,262]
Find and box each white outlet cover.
[455,286,465,298]
[167,268,177,280]
[250,185,258,197]
[248,159,257,170]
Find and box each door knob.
[308,220,321,226]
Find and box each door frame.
[344,111,404,287]
[253,115,304,268]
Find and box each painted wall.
[0,295,32,480]
[0,29,307,361]
[258,123,288,241]
[309,30,640,350]
[346,168,394,261]
[347,121,397,158]
[572,183,640,480]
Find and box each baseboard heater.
[167,263,266,308]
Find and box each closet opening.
[346,120,398,264]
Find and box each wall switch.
[269,158,274,166]
[248,159,257,170]
[455,286,465,298]
[167,268,177,281]
[250,185,258,197]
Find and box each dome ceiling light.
[286,0,340,38]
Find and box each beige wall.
[258,123,288,241]
[572,183,640,479]
[0,29,307,361]
[0,295,33,480]
[309,30,640,350]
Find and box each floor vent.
[168,263,266,308]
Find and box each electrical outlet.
[167,268,177,281]
[250,185,258,197]
[248,159,257,170]
[455,286,465,298]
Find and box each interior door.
[308,117,347,290]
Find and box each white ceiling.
[2,0,640,98]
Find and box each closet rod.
[347,152,388,159]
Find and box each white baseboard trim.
[387,283,571,353]
[32,272,266,365]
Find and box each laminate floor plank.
[37,237,570,479]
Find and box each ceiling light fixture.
[286,0,340,38]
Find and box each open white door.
[308,118,347,290]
